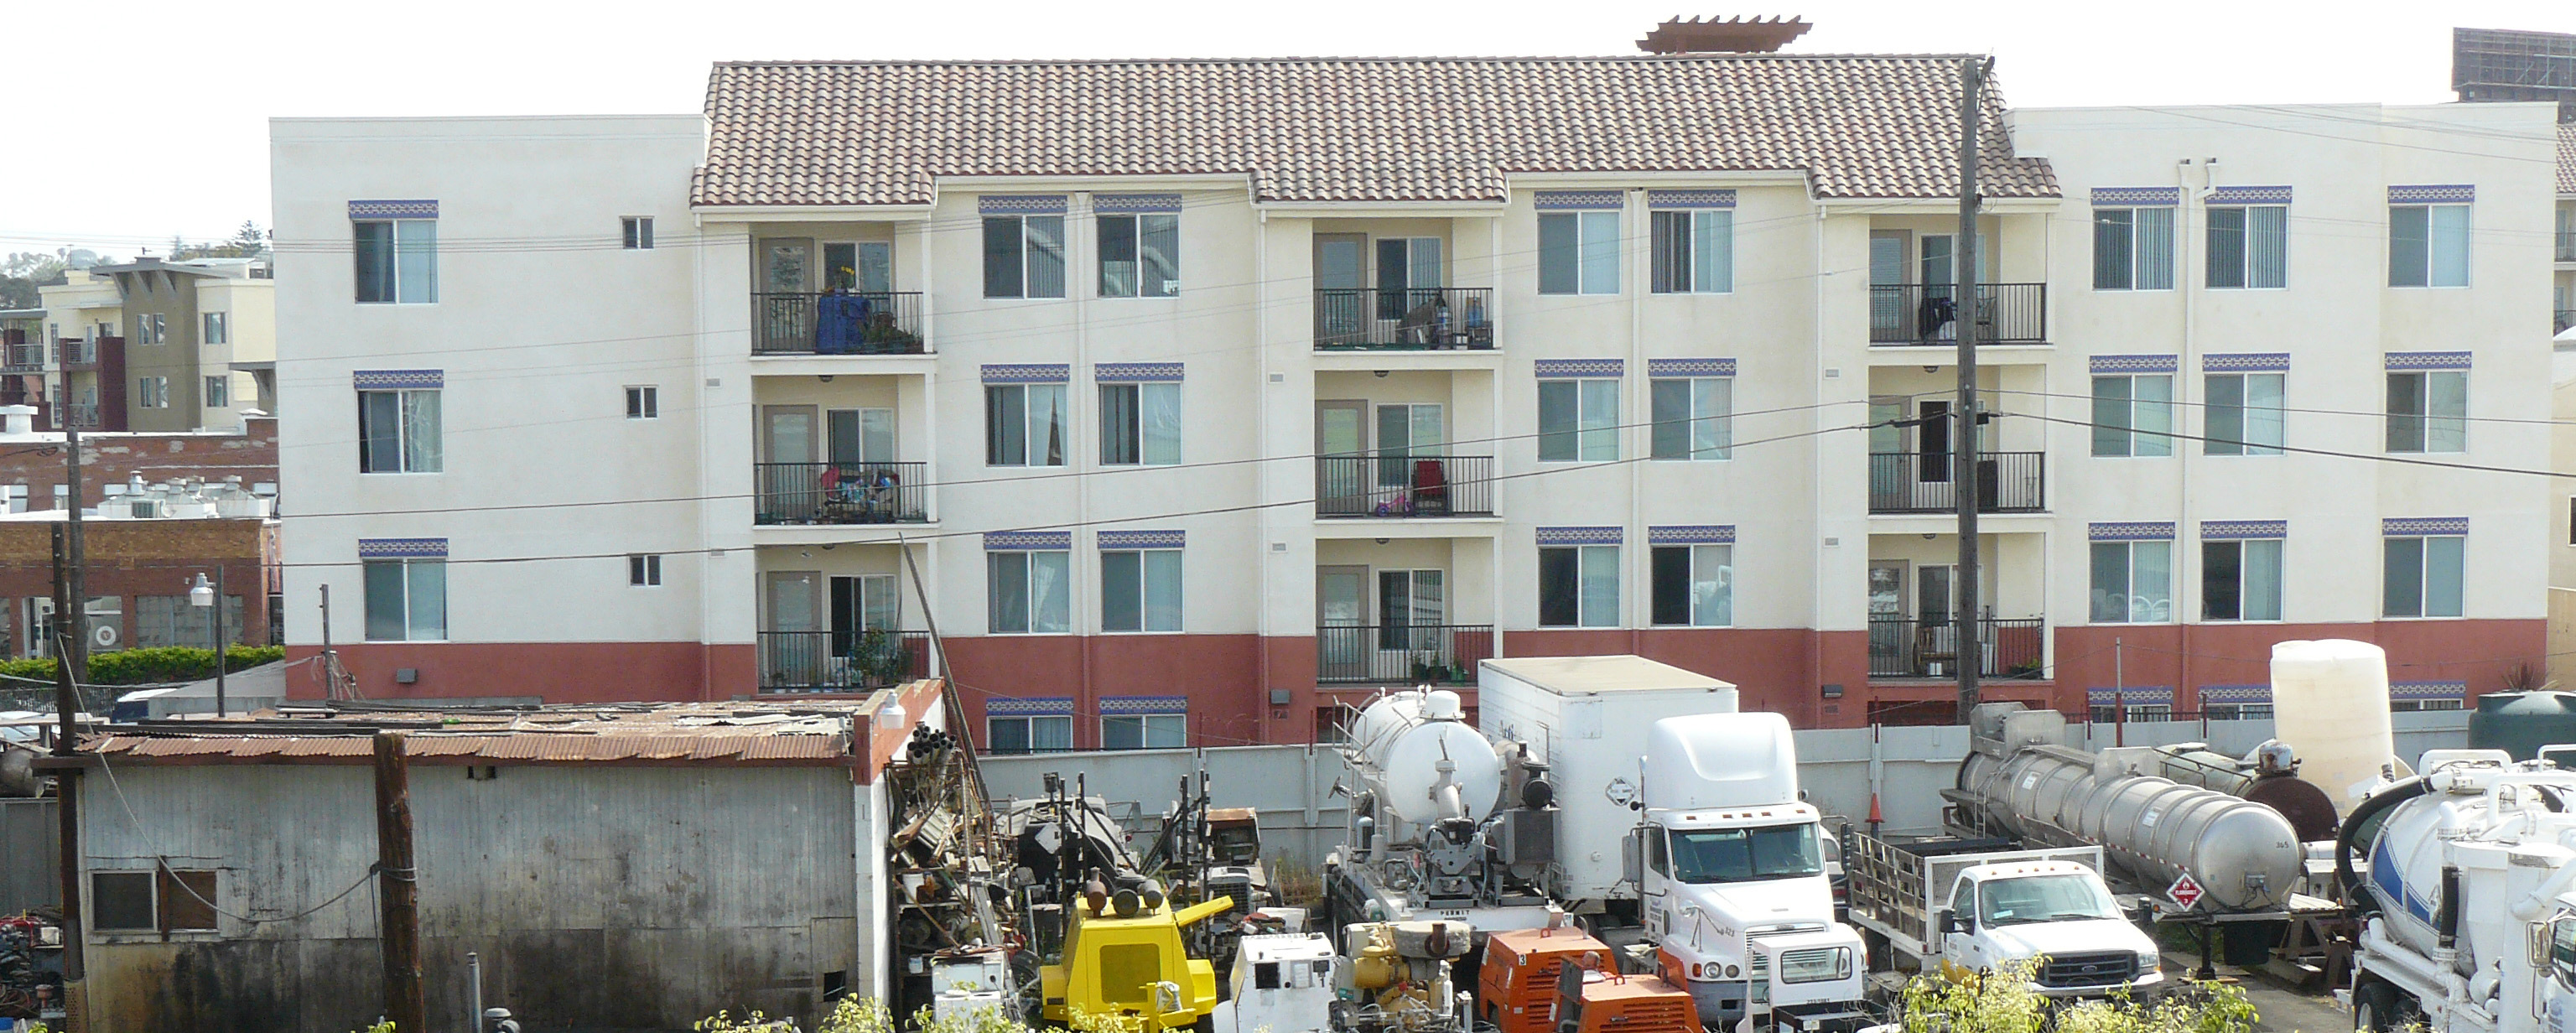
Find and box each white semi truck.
[1624,713,1871,1033]
[2342,749,2576,1033]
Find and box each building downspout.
[2179,158,2216,713]
[1627,188,1647,659]
[1072,193,1097,746]
[1812,204,1831,726]
[1254,205,1272,742]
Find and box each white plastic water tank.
[1347,689,1504,828]
[2271,639,2395,813]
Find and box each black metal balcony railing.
[754,461,929,525]
[2556,230,2575,263]
[753,291,927,356]
[1867,452,2044,514]
[1867,618,2046,679]
[1316,454,1496,517]
[1869,283,2047,345]
[2557,309,2575,335]
[758,629,932,693]
[1315,288,1495,350]
[1316,624,1494,685]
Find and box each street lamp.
[190,569,225,717]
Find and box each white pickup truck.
[1842,831,2163,999]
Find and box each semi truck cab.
[1632,800,1866,1033]
[1932,861,2162,999]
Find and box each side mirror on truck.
[1938,911,1968,935]
[1622,829,1643,885]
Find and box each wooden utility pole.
[372,732,426,1032]
[61,341,86,687]
[1954,56,1991,726]
[49,524,86,1004]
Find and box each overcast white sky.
[8,0,2573,257]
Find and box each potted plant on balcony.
[851,629,909,688]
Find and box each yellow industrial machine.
[1040,874,1236,1032]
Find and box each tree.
[169,222,271,262]
[0,252,70,309]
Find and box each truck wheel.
[2354,981,2397,1033]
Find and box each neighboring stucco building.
[273,59,2560,741]
[82,257,273,432]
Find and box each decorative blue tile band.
[359,537,448,559]
[2384,517,2468,537]
[1101,694,1190,715]
[1646,357,1736,377]
[1534,189,1624,210]
[979,195,1068,215]
[1093,193,1182,214]
[1097,530,1184,549]
[348,200,438,219]
[2386,351,2472,371]
[2086,686,2174,705]
[1535,358,1623,378]
[2199,684,2272,703]
[2208,185,2292,205]
[1537,526,1623,546]
[984,531,1072,551]
[2200,520,2287,540]
[2389,184,2474,205]
[2392,680,2469,701]
[2203,353,2289,372]
[1648,525,1734,545]
[1646,189,1737,209]
[981,363,1071,384]
[986,696,1074,716]
[2089,522,2176,542]
[2090,186,2181,206]
[352,369,444,390]
[1094,362,1183,383]
[2089,354,2178,374]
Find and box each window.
[1650,544,1732,627]
[1377,569,1445,649]
[1539,379,1618,461]
[1100,549,1182,633]
[1375,237,1443,319]
[203,376,227,408]
[1099,383,1182,465]
[1649,377,1732,460]
[2389,205,2470,287]
[135,594,242,648]
[1373,404,1443,489]
[91,869,216,932]
[2392,698,2465,714]
[823,241,894,293]
[2385,535,2465,618]
[1103,713,1187,750]
[1539,544,1619,627]
[2205,703,2274,721]
[2202,538,2283,621]
[136,377,169,408]
[985,384,1067,467]
[363,558,447,641]
[1098,213,1178,298]
[1649,210,1733,293]
[2091,374,2174,457]
[2092,207,2174,290]
[357,389,443,473]
[2206,205,2287,289]
[132,314,165,345]
[629,554,662,587]
[987,550,1071,634]
[622,216,655,250]
[2204,373,2284,455]
[201,311,228,345]
[989,714,1073,754]
[354,218,437,304]
[1539,211,1620,295]
[982,213,1067,298]
[626,386,658,419]
[2089,540,2173,624]
[2387,371,2467,454]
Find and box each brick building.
[0,506,277,659]
[0,404,276,513]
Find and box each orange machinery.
[1479,927,1700,1033]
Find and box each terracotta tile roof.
[82,697,916,767]
[695,56,2059,206]
[2559,123,2575,196]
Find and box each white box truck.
[1478,655,1741,910]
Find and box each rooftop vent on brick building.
[0,405,32,437]
[1636,15,1812,54]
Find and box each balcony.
[3,343,44,371]
[1867,618,2045,679]
[57,338,98,367]
[62,403,100,428]
[758,630,933,693]
[1867,452,2044,514]
[753,462,929,525]
[752,292,927,356]
[1315,288,1493,350]
[1316,624,1493,685]
[1316,455,1495,517]
[2557,230,2575,263]
[2558,309,2575,335]
[1869,283,2046,346]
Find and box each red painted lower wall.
[940,634,1266,750]
[2046,620,2544,712]
[283,642,753,704]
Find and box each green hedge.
[0,645,286,687]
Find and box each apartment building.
[2558,123,2574,331]
[26,257,274,430]
[273,60,2558,745]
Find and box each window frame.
[1649,209,1734,294]
[203,375,227,409]
[136,376,169,409]
[1649,376,1732,460]
[362,557,448,642]
[2205,205,2288,290]
[133,313,166,345]
[2199,537,2283,622]
[201,310,227,345]
[987,714,1075,755]
[2088,539,2174,625]
[1538,377,1620,462]
[353,217,438,304]
[1098,382,1183,466]
[2388,203,2470,288]
[1102,712,1187,750]
[2090,373,2175,458]
[1096,212,1180,298]
[629,553,662,588]
[2091,205,2175,291]
[984,383,1069,468]
[2386,371,2468,454]
[1538,210,1622,296]
[981,213,1067,299]
[90,868,218,935]
[1099,548,1184,633]
[2383,534,2466,619]
[1539,543,1620,628]
[621,216,655,250]
[1649,543,1733,627]
[626,385,659,420]
[2203,371,2285,456]
[986,549,1072,635]
[356,387,444,474]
